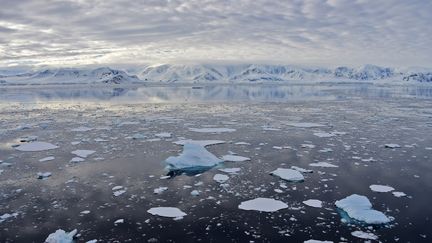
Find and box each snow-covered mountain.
[1,67,140,84]
[1,64,431,84]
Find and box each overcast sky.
[1,0,431,68]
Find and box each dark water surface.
[0,83,431,242]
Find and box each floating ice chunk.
[286,122,325,128]
[313,132,336,138]
[174,140,225,147]
[222,155,251,162]
[154,187,168,194]
[86,240,97,243]
[0,212,19,223]
[270,168,304,182]
[37,172,52,179]
[45,229,77,243]
[218,168,241,174]
[94,138,108,142]
[304,240,333,243]
[71,141,81,145]
[20,135,38,142]
[119,121,139,126]
[39,156,55,162]
[309,162,338,168]
[262,126,281,131]
[384,144,401,148]
[71,126,92,132]
[319,148,333,153]
[112,186,126,196]
[303,199,323,208]
[155,132,172,138]
[147,207,187,218]
[189,128,236,133]
[301,144,316,149]
[15,142,58,152]
[132,133,147,140]
[165,144,223,170]
[392,191,407,197]
[238,198,288,212]
[213,174,229,183]
[190,190,200,196]
[351,230,378,240]
[235,142,251,145]
[71,150,95,158]
[291,166,313,173]
[114,219,124,224]
[80,210,90,215]
[70,157,85,163]
[369,185,395,193]
[335,194,391,224]
[112,186,123,191]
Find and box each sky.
[0,0,431,68]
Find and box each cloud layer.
[1,0,431,67]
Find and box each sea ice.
[15,142,58,152]
[213,174,229,183]
[114,219,124,224]
[291,166,313,173]
[286,122,325,128]
[165,144,223,170]
[147,207,187,218]
[384,144,401,148]
[189,128,236,133]
[0,212,19,223]
[351,230,378,240]
[222,155,251,162]
[304,240,333,243]
[39,156,55,162]
[71,150,95,158]
[190,190,200,196]
[303,199,323,208]
[313,132,336,138]
[154,187,168,194]
[174,140,225,147]
[392,191,407,197]
[369,185,395,193]
[45,229,77,243]
[309,162,338,168]
[238,198,288,212]
[71,126,92,132]
[335,194,391,224]
[270,168,304,182]
[37,172,52,179]
[218,168,241,174]
[70,157,85,163]
[155,132,172,138]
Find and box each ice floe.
[189,127,236,133]
[213,174,229,183]
[112,186,126,197]
[15,142,58,152]
[70,157,85,163]
[270,168,304,182]
[313,132,336,138]
[291,166,313,173]
[392,191,407,197]
[351,230,378,240]
[309,162,338,168]
[45,229,77,243]
[369,184,395,193]
[335,194,391,224]
[155,132,172,138]
[154,187,168,194]
[165,144,223,170]
[37,172,52,179]
[222,155,251,162]
[71,150,95,158]
[0,212,19,223]
[238,198,288,212]
[303,199,323,208]
[174,140,225,147]
[147,207,187,218]
[218,168,241,174]
[304,240,333,243]
[39,156,55,162]
[114,219,124,225]
[384,143,401,148]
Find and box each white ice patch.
[351,230,378,240]
[369,184,395,193]
[0,212,19,223]
[335,194,391,224]
[114,219,124,224]
[39,156,55,162]
[286,122,325,128]
[313,132,336,138]
[71,126,92,132]
[222,155,251,162]
[154,187,168,194]
[165,144,223,170]
[112,186,126,197]
[174,140,225,147]
[70,157,85,163]
[155,132,172,138]
[189,128,236,133]
[37,172,52,179]
[303,199,323,208]
[218,168,241,174]
[304,240,333,243]
[45,229,77,243]
[71,150,95,158]
[392,191,407,197]
[213,174,229,183]
[147,207,187,218]
[291,166,313,173]
[270,168,304,182]
[15,142,58,152]
[309,162,338,168]
[384,144,401,148]
[238,198,288,212]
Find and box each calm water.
[0,83,431,242]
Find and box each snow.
[309,162,338,168]
[15,142,58,152]
[303,199,323,208]
[213,174,229,183]
[369,184,395,193]
[173,139,225,147]
[147,207,187,218]
[39,156,55,162]
[238,198,288,212]
[351,230,378,240]
[45,229,77,243]
[165,143,223,170]
[222,155,251,162]
[71,150,95,158]
[335,194,391,224]
[286,122,325,128]
[189,127,236,133]
[385,143,401,148]
[270,168,304,182]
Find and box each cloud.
[0,0,431,67]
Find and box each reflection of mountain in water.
[1,84,432,103]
